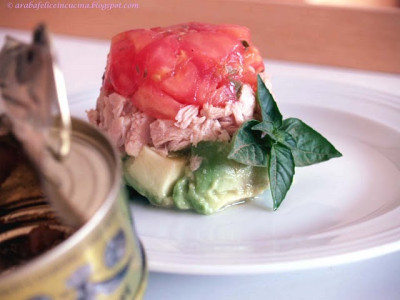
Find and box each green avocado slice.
[123,146,187,206]
[123,142,269,214]
[174,141,269,214]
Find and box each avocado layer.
[173,142,269,214]
[123,142,269,214]
[123,146,187,206]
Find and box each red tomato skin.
[159,60,198,103]
[104,23,265,119]
[132,84,183,120]
[135,34,180,85]
[104,36,137,97]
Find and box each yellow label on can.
[0,190,146,300]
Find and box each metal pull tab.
[0,25,83,227]
[49,62,72,160]
[0,24,71,162]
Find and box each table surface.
[1,1,400,74]
[1,28,400,300]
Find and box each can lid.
[42,119,116,225]
[0,24,71,164]
[0,25,89,227]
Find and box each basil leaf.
[281,118,342,166]
[252,121,275,138]
[257,75,282,128]
[269,143,295,210]
[228,120,268,167]
[252,121,296,149]
[275,130,297,149]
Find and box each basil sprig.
[228,75,342,210]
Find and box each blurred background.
[0,0,399,73]
[291,0,400,7]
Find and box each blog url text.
[6,1,140,10]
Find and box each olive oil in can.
[0,118,147,300]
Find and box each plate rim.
[70,73,400,275]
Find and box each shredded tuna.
[125,112,153,157]
[87,109,99,126]
[175,105,203,129]
[88,92,130,149]
[225,84,256,125]
[87,92,152,155]
[87,74,273,157]
[200,103,227,120]
[192,119,229,146]
[218,116,238,135]
[150,120,192,151]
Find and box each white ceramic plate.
[70,72,400,275]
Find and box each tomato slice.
[105,36,137,97]
[209,85,237,107]
[159,60,198,103]
[104,22,265,117]
[193,72,219,105]
[181,31,238,66]
[135,34,180,84]
[104,29,160,96]
[242,46,265,89]
[132,84,183,120]
[125,29,158,52]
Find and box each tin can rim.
[0,117,123,283]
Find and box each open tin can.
[0,26,147,299]
[0,119,147,300]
